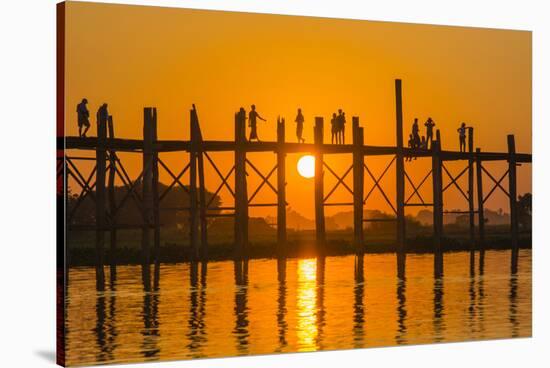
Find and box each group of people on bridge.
[76,98,472,154]
[296,108,348,145]
[406,117,435,160]
[76,98,109,138]
[406,117,472,160]
[330,109,347,145]
[238,105,349,145]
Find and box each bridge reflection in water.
[65,250,531,366]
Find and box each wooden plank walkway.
[60,137,531,163]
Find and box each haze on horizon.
[63,2,532,219]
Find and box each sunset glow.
[64,2,531,218]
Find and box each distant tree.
[454,214,469,227]
[66,182,222,230]
[517,193,532,230]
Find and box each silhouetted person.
[421,136,427,149]
[248,104,266,142]
[238,107,247,121]
[331,113,338,144]
[406,134,414,161]
[457,122,469,152]
[77,98,90,137]
[412,118,420,148]
[295,108,305,143]
[424,117,436,148]
[336,109,345,144]
[340,111,347,144]
[96,103,109,129]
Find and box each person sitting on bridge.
[457,122,470,152]
[96,103,109,129]
[77,98,90,137]
[331,112,338,144]
[295,108,305,143]
[406,134,414,161]
[248,104,266,142]
[424,117,436,149]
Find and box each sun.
[297,155,315,178]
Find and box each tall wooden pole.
[57,5,67,364]
[197,153,207,261]
[141,108,153,291]
[352,117,364,254]
[467,128,475,275]
[314,117,326,253]
[395,79,406,278]
[476,148,486,274]
[189,110,199,261]
[432,130,444,278]
[151,108,161,289]
[192,107,208,260]
[277,117,287,255]
[95,110,107,290]
[508,135,519,274]
[235,109,248,260]
[107,115,117,283]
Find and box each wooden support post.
[432,130,444,277]
[508,135,519,273]
[352,117,364,253]
[141,108,153,291]
[234,109,248,259]
[354,253,364,282]
[475,148,486,274]
[95,110,107,290]
[467,128,475,275]
[107,115,117,283]
[192,107,208,260]
[314,117,326,253]
[395,79,406,278]
[151,109,161,289]
[277,117,287,255]
[189,110,199,261]
[197,154,207,261]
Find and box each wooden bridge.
[57,79,532,290]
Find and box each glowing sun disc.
[297,155,315,178]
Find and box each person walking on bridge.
[295,108,305,143]
[77,98,90,137]
[248,104,266,142]
[424,117,436,149]
[457,122,470,152]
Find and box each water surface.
[65,249,531,366]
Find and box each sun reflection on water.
[296,258,318,351]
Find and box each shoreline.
[67,235,531,267]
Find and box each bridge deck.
[60,136,532,163]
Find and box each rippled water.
[65,249,531,366]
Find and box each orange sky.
[64,1,532,218]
